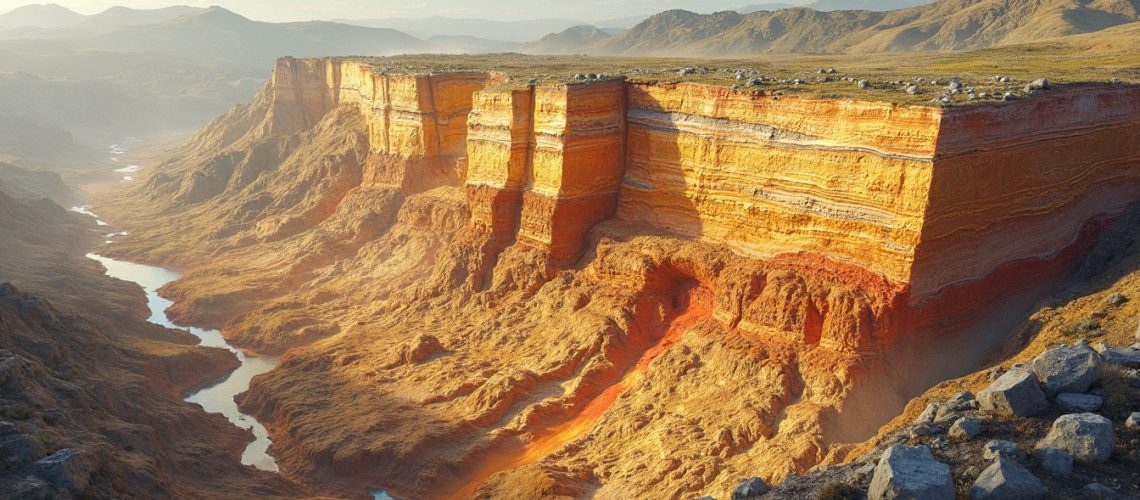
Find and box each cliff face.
[96,57,1140,499]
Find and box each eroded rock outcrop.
[94,57,1140,499]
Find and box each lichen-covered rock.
[1035,413,1114,463]
[969,456,1046,500]
[868,445,954,500]
[979,367,1048,416]
[1030,344,1101,395]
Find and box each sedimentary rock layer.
[97,57,1140,499]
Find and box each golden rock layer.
[95,57,1140,499]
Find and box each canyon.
[90,56,1140,499]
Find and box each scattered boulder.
[1098,345,1140,368]
[868,444,954,500]
[1035,447,1073,477]
[908,422,943,439]
[1036,413,1114,463]
[1024,78,1050,92]
[1030,344,1102,395]
[400,334,445,364]
[978,367,1048,416]
[947,391,978,410]
[1126,412,1139,429]
[731,477,768,499]
[905,85,921,95]
[857,79,870,89]
[949,417,982,440]
[1,433,41,466]
[1055,392,1103,412]
[983,440,1026,462]
[1106,293,1128,306]
[969,456,1046,500]
[1082,482,1117,498]
[30,448,91,491]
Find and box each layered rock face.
[97,57,1140,499]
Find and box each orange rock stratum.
[97,56,1140,499]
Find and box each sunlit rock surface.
[96,57,1140,499]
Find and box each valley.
[1,1,1139,499]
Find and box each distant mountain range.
[551,0,1140,55]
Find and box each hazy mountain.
[85,7,426,70]
[0,162,74,205]
[335,16,583,42]
[0,3,83,29]
[593,14,652,29]
[736,3,796,13]
[426,35,518,53]
[520,25,614,54]
[0,5,205,40]
[800,0,935,10]
[579,0,1140,56]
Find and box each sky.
[0,0,795,22]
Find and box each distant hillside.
[573,0,1140,56]
[0,162,74,205]
[0,5,202,40]
[0,3,83,29]
[336,16,582,42]
[426,35,518,53]
[86,7,426,70]
[800,0,935,10]
[520,25,613,54]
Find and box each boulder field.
[95,56,1140,499]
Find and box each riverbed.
[74,207,280,472]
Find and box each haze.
[0,0,934,22]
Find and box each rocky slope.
[0,188,296,498]
[95,57,1140,499]
[547,0,1140,56]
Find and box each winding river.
[75,207,280,472]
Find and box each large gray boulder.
[30,448,91,491]
[979,367,1048,416]
[868,445,954,500]
[1035,413,1115,463]
[1055,392,1103,412]
[1030,344,1101,395]
[969,456,1046,499]
[731,477,768,499]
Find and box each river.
[74,207,280,472]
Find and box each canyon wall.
[100,57,1140,499]
[270,57,1140,352]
